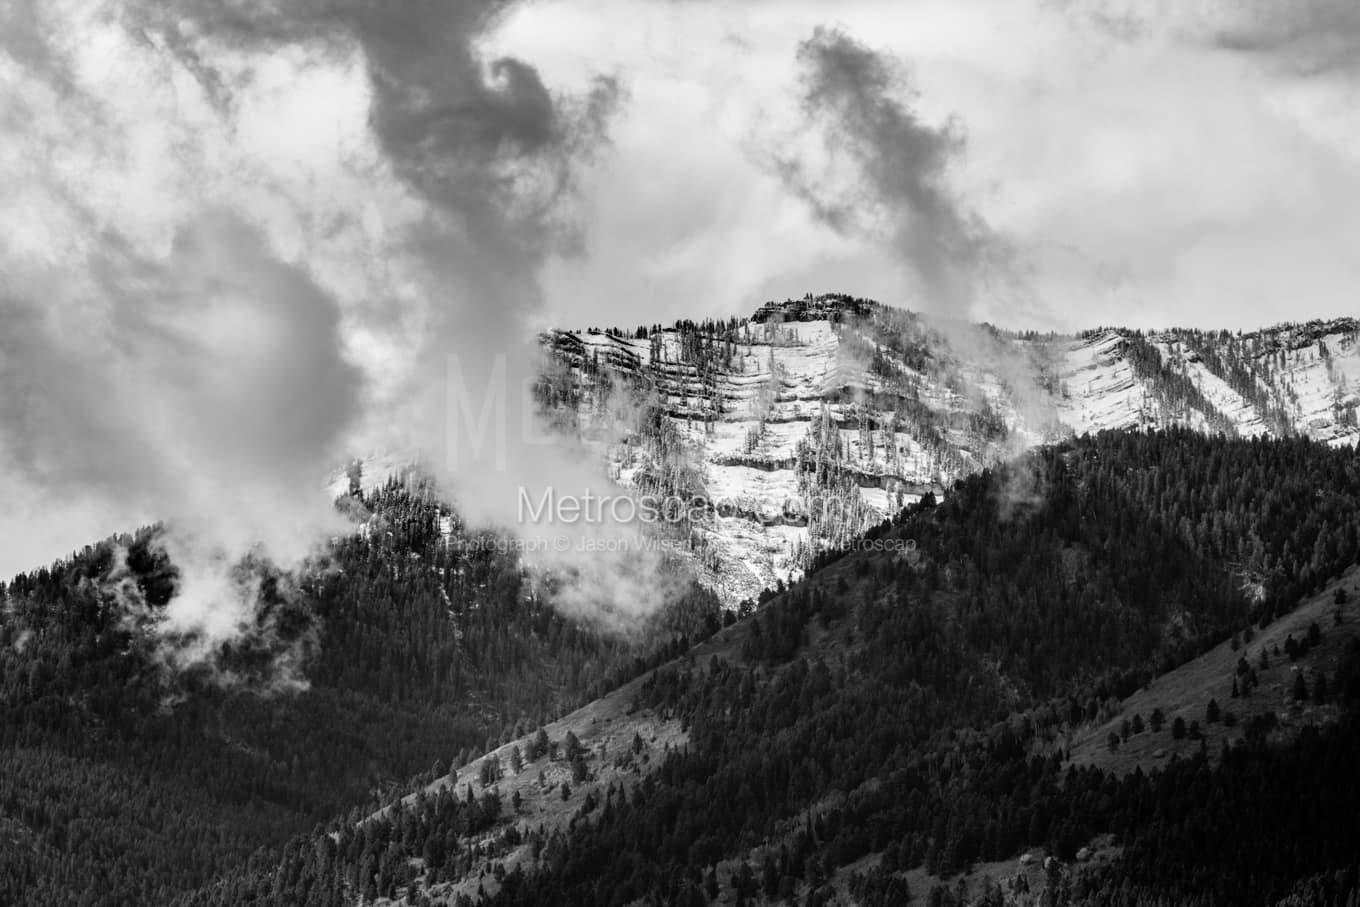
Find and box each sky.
[0,0,1357,580]
[496,0,1360,334]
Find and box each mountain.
[6,295,1360,907]
[175,429,1360,907]
[0,477,721,907]
[541,295,1360,604]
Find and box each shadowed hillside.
[0,476,720,907]
[175,431,1360,906]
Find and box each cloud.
[0,197,360,681]
[0,210,360,562]
[129,0,621,253]
[0,0,635,681]
[487,0,1360,334]
[771,27,1006,316]
[1047,0,1360,77]
[1209,1,1360,76]
[124,0,628,514]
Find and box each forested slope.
[169,430,1360,906]
[0,477,719,907]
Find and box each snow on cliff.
[544,296,1359,605]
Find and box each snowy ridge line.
[542,297,1359,606]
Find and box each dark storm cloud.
[777,27,1001,312]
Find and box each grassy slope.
[807,571,1360,907]
[1067,567,1359,774]
[369,545,1359,905]
[371,620,758,905]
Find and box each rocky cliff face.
[540,295,1360,605]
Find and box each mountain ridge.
[190,428,1360,907]
[542,294,1360,604]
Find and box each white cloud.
[498,0,1360,332]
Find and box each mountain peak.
[543,297,1360,605]
[748,292,879,324]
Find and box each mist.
[0,0,665,685]
[774,27,1007,315]
[772,29,1061,461]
